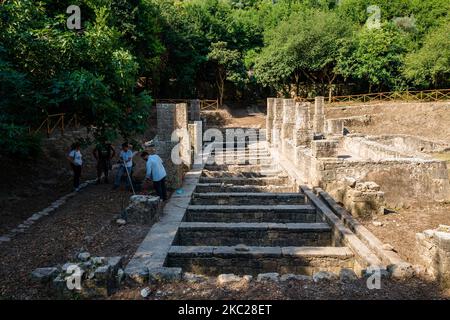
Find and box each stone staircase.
[164,129,359,276]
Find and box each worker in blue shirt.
[140,148,168,201]
[113,142,134,190]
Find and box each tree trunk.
[217,69,225,107]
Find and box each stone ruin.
[155,100,202,190]
[416,225,450,289]
[124,195,162,224]
[31,253,124,298]
[30,194,166,297]
[266,96,450,217]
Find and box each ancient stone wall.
[311,140,340,158]
[317,159,450,206]
[416,225,450,288]
[175,224,332,247]
[265,96,450,210]
[166,246,355,276]
[342,135,413,160]
[368,134,449,154]
[156,103,189,189]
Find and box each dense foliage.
[0,0,449,157]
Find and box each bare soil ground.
[363,202,450,265]
[202,104,265,129]
[0,183,149,300]
[325,101,450,142]
[0,116,157,299]
[109,277,448,300]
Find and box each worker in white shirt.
[140,148,167,201]
[67,142,83,191]
[113,142,134,190]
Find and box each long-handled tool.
[122,159,136,195]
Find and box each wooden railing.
[32,113,79,137]
[328,89,450,104]
[154,99,220,110]
[200,99,219,110]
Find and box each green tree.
[254,9,353,97]
[337,23,412,92]
[207,41,246,105]
[403,19,450,88]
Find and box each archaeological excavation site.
[1,97,450,302]
[114,98,450,298]
[2,1,450,309]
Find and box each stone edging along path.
[0,179,97,243]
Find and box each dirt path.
[0,184,148,299]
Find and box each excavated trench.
[164,132,360,276]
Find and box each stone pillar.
[416,225,450,288]
[188,120,202,159]
[176,103,190,166]
[313,96,325,134]
[293,102,312,147]
[292,102,310,147]
[266,98,275,144]
[156,103,186,189]
[271,98,283,148]
[326,118,344,135]
[281,99,295,154]
[189,99,201,121]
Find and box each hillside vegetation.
[1,0,449,156]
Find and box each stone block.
[31,267,60,283]
[148,267,182,283]
[125,195,162,225]
[326,119,345,135]
[339,268,358,282]
[217,273,242,285]
[311,140,339,158]
[416,227,450,288]
[280,274,312,282]
[312,271,338,282]
[256,272,280,282]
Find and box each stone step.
[210,152,272,159]
[206,157,273,165]
[199,176,289,185]
[185,208,317,223]
[175,222,331,247]
[201,170,282,178]
[166,245,355,276]
[191,192,306,205]
[195,183,296,193]
[203,164,278,172]
[211,149,269,154]
[207,143,268,148]
[187,204,314,213]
